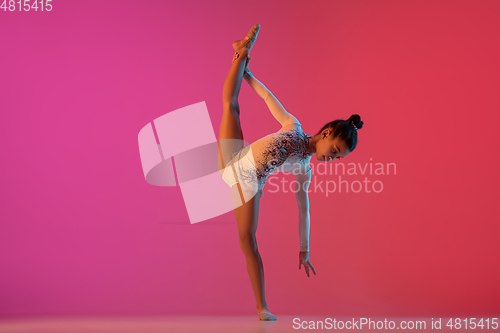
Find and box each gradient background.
[1,0,499,318]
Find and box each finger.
[306,266,310,277]
[310,264,317,275]
[299,262,301,270]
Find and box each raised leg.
[218,48,248,170]
[223,48,248,106]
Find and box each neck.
[307,135,319,155]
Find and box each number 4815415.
[1,0,53,12]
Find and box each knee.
[223,101,240,116]
[239,233,257,255]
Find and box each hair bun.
[348,114,363,130]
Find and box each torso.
[244,122,313,196]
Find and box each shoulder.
[278,118,302,132]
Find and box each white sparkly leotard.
[234,123,313,197]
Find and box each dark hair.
[315,114,364,151]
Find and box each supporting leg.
[234,190,269,312]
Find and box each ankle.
[257,305,268,312]
[238,48,249,58]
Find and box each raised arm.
[243,70,299,126]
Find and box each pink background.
[1,0,499,317]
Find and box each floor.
[0,316,496,332]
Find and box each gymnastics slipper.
[258,308,277,321]
[232,23,261,54]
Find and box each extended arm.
[295,169,312,252]
[298,206,310,252]
[243,70,299,126]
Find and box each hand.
[232,51,239,63]
[299,251,316,277]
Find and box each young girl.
[218,24,364,321]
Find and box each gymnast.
[218,23,364,321]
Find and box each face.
[315,129,352,162]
